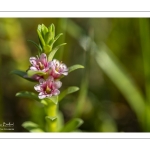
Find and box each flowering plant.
[12,24,84,132]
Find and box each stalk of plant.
[12,23,84,132]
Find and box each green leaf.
[37,24,42,32]
[10,70,36,82]
[37,27,45,47]
[48,43,67,61]
[41,24,48,37]
[22,121,44,132]
[43,45,52,53]
[27,40,42,53]
[41,99,48,105]
[16,91,40,102]
[48,23,55,39]
[68,64,84,73]
[43,96,58,105]
[45,32,53,45]
[11,70,26,77]
[27,70,46,77]
[59,86,79,101]
[59,65,84,79]
[60,118,83,132]
[51,33,63,46]
[50,96,58,104]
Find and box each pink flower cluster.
[29,53,68,99]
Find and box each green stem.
[45,100,58,132]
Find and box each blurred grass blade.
[10,70,36,82]
[16,91,40,102]
[61,18,84,39]
[74,75,88,117]
[22,121,44,132]
[60,118,83,132]
[58,86,79,101]
[68,64,84,73]
[139,18,150,131]
[139,19,150,102]
[95,44,145,123]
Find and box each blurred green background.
[0,18,150,132]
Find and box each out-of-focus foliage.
[0,18,149,132]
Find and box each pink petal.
[47,76,54,88]
[50,62,56,70]
[53,59,57,64]
[45,94,52,98]
[39,78,45,84]
[39,92,46,99]
[34,85,41,92]
[29,57,37,66]
[48,61,52,67]
[40,53,47,65]
[54,81,62,89]
[62,72,68,76]
[52,89,60,96]
[47,76,54,81]
[53,70,60,75]
[30,66,38,71]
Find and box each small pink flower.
[49,59,68,79]
[29,53,49,72]
[34,76,62,99]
